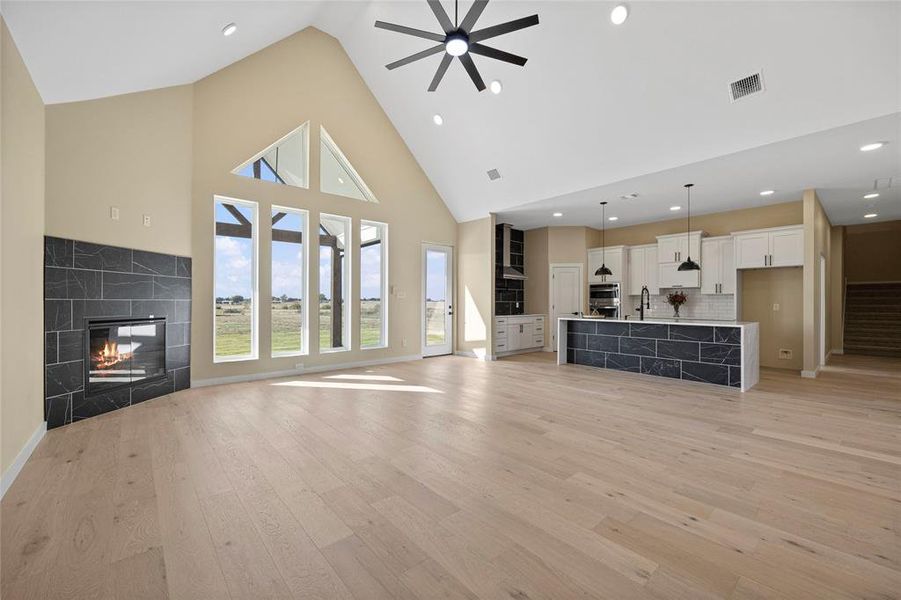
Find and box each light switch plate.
[773,303,780,311]
[142,215,151,227]
[110,207,120,221]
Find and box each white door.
[700,239,720,294]
[734,232,769,269]
[550,265,582,348]
[819,255,826,366]
[422,244,453,357]
[770,228,804,267]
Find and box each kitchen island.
[557,317,759,391]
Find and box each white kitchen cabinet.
[656,232,702,265]
[656,231,703,288]
[587,246,627,284]
[627,245,659,296]
[701,236,735,295]
[494,315,545,354]
[733,225,803,269]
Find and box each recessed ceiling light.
[432,114,443,126]
[864,213,878,218]
[863,192,880,199]
[553,212,563,217]
[670,205,681,211]
[610,5,629,25]
[860,142,885,152]
[222,22,238,37]
[489,80,503,94]
[608,216,619,221]
[760,190,775,196]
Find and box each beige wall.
[1,19,46,475]
[597,200,803,247]
[191,27,456,381]
[45,85,193,256]
[456,216,493,358]
[802,189,832,374]
[830,226,844,353]
[524,227,549,315]
[843,219,901,283]
[739,268,803,369]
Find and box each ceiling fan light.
[489,80,503,94]
[445,34,469,57]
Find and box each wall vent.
[487,168,501,181]
[729,71,764,103]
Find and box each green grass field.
[216,299,413,356]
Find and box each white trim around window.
[360,220,388,350]
[271,205,310,358]
[213,195,259,363]
[319,213,352,353]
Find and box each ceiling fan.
[374,0,539,92]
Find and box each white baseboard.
[192,354,423,388]
[831,348,844,355]
[801,368,820,379]
[1,421,46,499]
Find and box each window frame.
[270,205,310,358]
[231,121,310,189]
[319,126,378,203]
[360,220,389,350]
[318,213,352,354]
[213,195,259,363]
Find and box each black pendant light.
[595,201,613,277]
[678,183,701,271]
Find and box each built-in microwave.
[588,283,621,319]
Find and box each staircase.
[843,282,901,357]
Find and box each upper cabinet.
[700,236,735,295]
[588,246,627,284]
[627,245,659,296]
[657,231,702,265]
[733,225,803,269]
[656,232,703,288]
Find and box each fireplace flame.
[95,341,132,369]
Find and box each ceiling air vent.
[729,71,764,103]
[487,168,501,181]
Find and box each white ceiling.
[3,1,900,227]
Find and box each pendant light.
[677,183,701,271]
[595,201,613,277]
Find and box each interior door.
[550,265,582,349]
[422,244,453,357]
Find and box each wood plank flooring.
[2,353,900,599]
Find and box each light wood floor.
[3,353,900,599]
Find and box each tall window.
[360,221,387,349]
[319,214,351,352]
[271,207,308,356]
[214,197,258,361]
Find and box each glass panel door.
[422,244,453,357]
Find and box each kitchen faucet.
[636,285,650,321]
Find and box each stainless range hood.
[500,223,527,280]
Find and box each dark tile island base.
[44,236,192,429]
[557,317,759,392]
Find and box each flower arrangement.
[666,291,688,317]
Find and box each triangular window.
[320,126,378,203]
[232,122,309,189]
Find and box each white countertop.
[559,316,757,327]
[495,314,546,318]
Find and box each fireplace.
[85,317,167,396]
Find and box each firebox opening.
[85,317,167,396]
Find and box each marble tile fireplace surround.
[44,237,191,428]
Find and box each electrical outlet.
[773,303,780,311]
[142,214,151,227]
[110,206,120,221]
[779,349,792,360]
[402,337,408,347]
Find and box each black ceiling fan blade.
[469,43,527,66]
[459,0,490,33]
[386,44,446,70]
[428,53,454,91]
[374,20,445,43]
[458,53,486,91]
[469,14,539,43]
[426,0,455,33]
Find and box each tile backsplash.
[627,288,735,320]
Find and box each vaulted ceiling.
[3,1,899,227]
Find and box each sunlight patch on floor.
[323,374,404,382]
[273,380,442,393]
